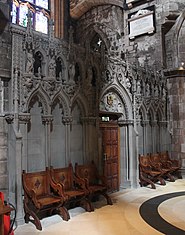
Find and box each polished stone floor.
[14,179,185,235]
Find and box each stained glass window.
[11,0,49,34]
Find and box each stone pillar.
[165,69,185,169]
[158,121,169,152]
[62,116,72,165]
[18,113,31,171]
[42,115,53,167]
[142,120,149,154]
[151,120,158,153]
[81,117,97,164]
[118,120,136,188]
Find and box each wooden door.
[100,122,119,192]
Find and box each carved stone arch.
[55,52,67,80]
[147,106,155,122]
[92,23,111,51]
[89,61,100,88]
[156,105,164,122]
[74,58,85,83]
[51,92,70,117]
[82,23,111,52]
[33,48,46,76]
[100,84,132,120]
[139,103,147,121]
[165,10,185,68]
[26,88,50,114]
[71,94,88,117]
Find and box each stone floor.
[14,179,185,235]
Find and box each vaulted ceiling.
[70,0,124,19]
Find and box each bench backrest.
[22,169,50,197]
[139,154,151,167]
[150,153,161,164]
[75,161,99,185]
[159,151,169,162]
[50,164,74,191]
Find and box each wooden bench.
[139,154,165,189]
[75,161,113,207]
[22,168,68,230]
[150,153,175,182]
[159,151,182,179]
[50,163,92,218]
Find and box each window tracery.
[11,0,50,34]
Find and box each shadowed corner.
[0,5,9,35]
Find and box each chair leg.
[102,192,113,205]
[167,173,175,182]
[58,206,70,221]
[80,198,94,212]
[24,203,42,230]
[158,176,166,185]
[139,174,156,189]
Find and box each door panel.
[100,123,119,192]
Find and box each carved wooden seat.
[139,154,165,189]
[50,163,92,217]
[22,168,67,231]
[159,151,182,178]
[150,153,175,182]
[75,161,113,207]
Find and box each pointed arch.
[26,86,50,114]
[51,91,70,117]
[82,23,111,51]
[100,84,133,120]
[71,94,88,117]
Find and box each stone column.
[158,121,168,152]
[142,120,149,154]
[18,113,31,171]
[42,115,53,167]
[151,120,158,153]
[62,116,72,165]
[81,117,97,164]
[165,69,185,169]
[118,120,135,188]
[5,114,24,226]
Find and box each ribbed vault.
[70,0,123,19]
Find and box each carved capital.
[141,120,150,126]
[118,119,134,126]
[5,114,14,124]
[62,116,73,125]
[19,113,31,124]
[42,115,53,125]
[158,121,168,127]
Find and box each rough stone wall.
[0,2,11,197]
[124,0,185,68]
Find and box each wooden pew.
[159,151,182,179]
[139,154,165,189]
[22,168,68,230]
[150,153,175,182]
[75,161,113,206]
[50,163,92,217]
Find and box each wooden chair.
[50,163,92,218]
[159,151,182,179]
[139,154,165,189]
[75,161,113,207]
[22,168,68,230]
[150,153,175,182]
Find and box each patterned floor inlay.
[139,191,185,235]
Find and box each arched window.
[11,0,50,34]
